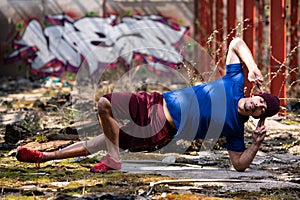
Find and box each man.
[16,38,280,172]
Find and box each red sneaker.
[90,154,121,173]
[16,146,43,169]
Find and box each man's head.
[253,93,280,118]
[239,93,280,118]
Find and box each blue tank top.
[162,63,247,152]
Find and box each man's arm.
[226,37,263,92]
[228,119,266,172]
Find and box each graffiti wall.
[0,0,194,77]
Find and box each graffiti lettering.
[6,14,188,76]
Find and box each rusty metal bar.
[270,0,287,116]
[197,0,214,74]
[216,0,225,76]
[227,0,236,46]
[289,0,299,98]
[257,0,265,69]
[243,0,256,97]
[199,0,213,47]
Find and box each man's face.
[243,96,267,117]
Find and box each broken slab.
[120,159,300,192]
[0,111,27,125]
[20,140,73,151]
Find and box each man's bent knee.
[98,97,112,116]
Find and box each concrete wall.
[0,0,194,77]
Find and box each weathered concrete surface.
[261,117,300,131]
[121,160,300,192]
[120,151,300,192]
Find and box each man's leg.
[97,97,121,162]
[16,134,107,167]
[47,96,122,163]
[17,95,121,171]
[42,96,120,162]
[42,134,106,162]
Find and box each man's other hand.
[252,118,266,145]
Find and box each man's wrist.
[248,64,258,71]
[249,142,260,153]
